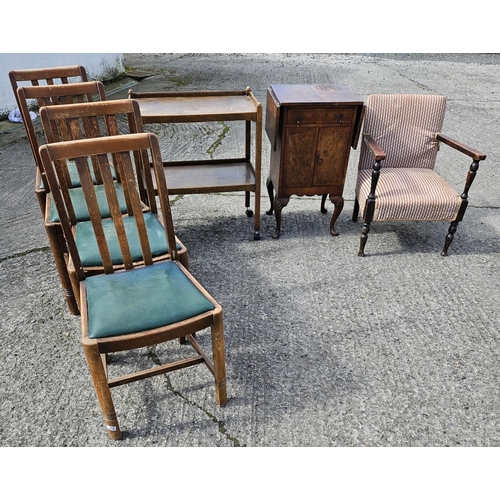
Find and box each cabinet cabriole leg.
[329,196,344,236]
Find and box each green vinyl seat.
[76,212,180,267]
[40,159,117,190]
[85,260,215,339]
[48,182,128,223]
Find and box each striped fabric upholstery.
[356,168,461,221]
[356,94,461,221]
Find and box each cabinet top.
[269,84,363,105]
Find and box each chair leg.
[441,221,459,256]
[358,222,371,257]
[352,197,360,222]
[179,250,189,271]
[320,194,328,214]
[82,340,122,440]
[358,191,376,257]
[177,253,189,345]
[211,311,227,407]
[69,268,81,311]
[45,224,80,315]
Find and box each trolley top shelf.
[128,88,261,124]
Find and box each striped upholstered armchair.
[352,94,487,257]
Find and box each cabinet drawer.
[285,107,354,126]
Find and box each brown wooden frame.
[17,82,106,209]
[39,132,227,440]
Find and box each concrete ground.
[1,54,499,453]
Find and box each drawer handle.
[339,113,344,123]
[296,113,301,125]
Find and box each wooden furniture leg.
[82,340,122,440]
[266,177,275,215]
[272,197,290,239]
[352,197,360,222]
[320,193,328,214]
[46,224,79,314]
[329,195,344,236]
[211,311,227,406]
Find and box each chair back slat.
[150,135,178,262]
[115,149,153,266]
[74,154,116,272]
[54,158,78,225]
[39,133,174,276]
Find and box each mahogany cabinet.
[265,84,364,238]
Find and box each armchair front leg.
[358,159,382,257]
[356,134,386,257]
[436,134,486,256]
[441,158,482,256]
[353,134,385,222]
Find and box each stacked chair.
[39,132,227,440]
[11,67,100,314]
[10,66,90,213]
[39,98,188,306]
[10,66,227,439]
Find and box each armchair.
[352,94,486,256]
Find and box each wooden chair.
[39,99,189,307]
[16,81,106,212]
[39,132,227,440]
[9,65,89,213]
[15,79,105,315]
[352,94,487,256]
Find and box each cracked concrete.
[1,53,499,450]
[206,121,230,158]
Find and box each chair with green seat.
[14,78,106,315]
[39,132,227,440]
[39,99,189,306]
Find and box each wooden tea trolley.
[265,84,364,238]
[129,88,263,239]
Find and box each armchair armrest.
[363,133,386,161]
[436,134,485,216]
[436,133,486,161]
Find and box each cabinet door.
[281,126,318,188]
[312,126,352,187]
